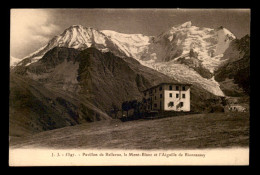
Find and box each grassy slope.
[9,47,227,138]
[9,73,110,137]
[10,112,249,149]
[219,78,245,97]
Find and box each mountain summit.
[144,22,236,65]
[18,25,114,66]
[176,21,192,28]
[14,21,239,96]
[19,21,236,68]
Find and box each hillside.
[10,47,223,136]
[215,35,250,96]
[10,112,249,149]
[9,72,111,137]
[10,47,174,136]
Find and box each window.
[168,102,174,107]
[180,102,184,107]
[159,86,162,91]
[169,85,172,90]
[176,86,179,90]
[182,94,185,98]
[155,96,156,100]
[182,86,185,91]
[144,92,146,96]
[155,89,156,93]
[176,94,179,98]
[154,103,157,108]
[160,94,162,98]
[169,93,172,97]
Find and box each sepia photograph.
[9,8,250,166]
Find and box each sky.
[10,9,250,59]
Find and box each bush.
[207,104,225,113]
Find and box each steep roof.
[142,82,192,92]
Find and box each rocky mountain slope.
[13,22,241,96]
[141,22,235,69]
[16,25,128,67]
[10,47,171,136]
[10,72,111,137]
[137,22,236,96]
[215,35,250,96]
[10,47,224,136]
[10,56,21,67]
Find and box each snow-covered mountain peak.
[63,25,101,35]
[19,25,111,66]
[170,21,193,30]
[214,27,236,56]
[217,27,236,39]
[148,22,236,64]
[13,23,238,97]
[177,21,192,28]
[57,25,107,48]
[68,24,85,28]
[10,56,21,67]
[215,26,236,41]
[17,25,154,67]
[166,21,193,34]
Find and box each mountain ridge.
[12,21,246,97]
[10,46,235,137]
[17,22,236,68]
[214,35,250,96]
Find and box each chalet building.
[143,83,192,112]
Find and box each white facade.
[143,83,191,112]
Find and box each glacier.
[13,22,237,97]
